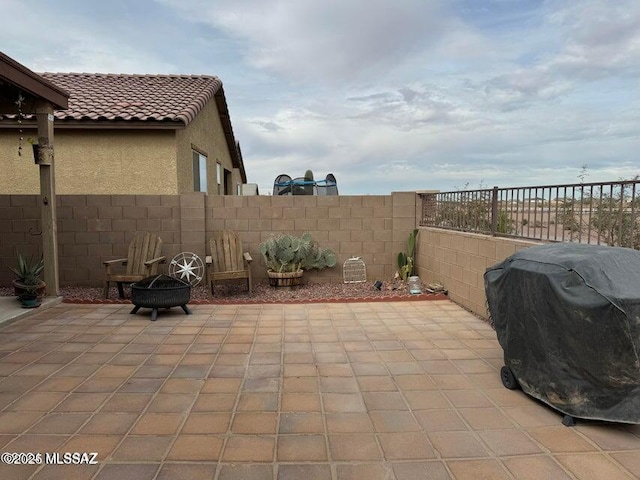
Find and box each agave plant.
[9,253,44,286]
[259,233,336,273]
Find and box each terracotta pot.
[13,280,46,298]
[267,270,303,287]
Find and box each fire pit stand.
[130,274,192,321]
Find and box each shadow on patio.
[0,300,638,480]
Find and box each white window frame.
[192,150,207,193]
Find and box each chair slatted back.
[210,230,244,273]
[126,232,163,276]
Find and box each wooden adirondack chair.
[103,232,166,298]
[207,230,252,295]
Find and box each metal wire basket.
[343,256,366,283]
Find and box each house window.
[224,169,233,195]
[216,162,222,195]
[192,151,207,192]
[237,183,241,195]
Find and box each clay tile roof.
[39,73,223,126]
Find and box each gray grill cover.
[485,243,640,423]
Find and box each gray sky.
[2,0,638,194]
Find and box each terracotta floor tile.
[147,393,195,413]
[100,393,153,412]
[329,434,382,461]
[28,413,91,434]
[479,429,542,456]
[577,424,640,450]
[79,413,139,434]
[356,376,396,391]
[192,393,236,412]
[33,376,85,392]
[112,435,173,461]
[232,412,278,434]
[503,404,563,427]
[322,393,366,412]
[279,412,325,434]
[181,412,230,434]
[352,362,388,376]
[75,377,124,393]
[243,377,280,392]
[432,374,475,390]
[316,363,352,377]
[94,463,159,480]
[336,463,391,480]
[62,435,122,460]
[222,435,275,462]
[117,378,164,393]
[131,365,173,378]
[447,459,511,480]
[130,413,184,435]
[526,425,597,452]
[94,365,137,377]
[444,389,492,408]
[32,463,99,480]
[166,434,223,461]
[156,463,217,480]
[54,394,109,413]
[378,432,436,460]
[394,374,436,390]
[282,377,318,393]
[219,464,274,480]
[326,413,374,433]
[5,433,68,452]
[201,377,242,393]
[0,412,44,433]
[7,392,67,411]
[611,451,640,478]
[369,411,420,432]
[556,453,633,480]
[415,409,468,431]
[0,463,39,480]
[458,407,515,430]
[363,392,408,410]
[403,390,450,410]
[277,464,331,480]
[392,461,452,480]
[502,456,572,480]
[277,434,327,461]
[428,431,488,458]
[319,377,359,393]
[238,393,279,412]
[161,378,204,394]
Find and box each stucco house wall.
[176,98,236,195]
[0,129,177,195]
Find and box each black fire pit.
[130,274,192,321]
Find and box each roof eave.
[214,87,247,183]
[0,52,69,110]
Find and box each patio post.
[36,101,59,296]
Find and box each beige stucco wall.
[0,129,177,194]
[175,99,238,194]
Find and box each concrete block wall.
[205,193,415,284]
[415,227,541,318]
[1,192,418,287]
[0,195,43,285]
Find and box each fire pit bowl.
[131,274,192,321]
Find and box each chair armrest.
[103,258,128,266]
[144,256,166,266]
[243,252,253,263]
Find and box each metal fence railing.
[419,179,640,249]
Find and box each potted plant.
[259,233,337,287]
[9,253,46,302]
[17,285,40,308]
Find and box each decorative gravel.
[1,279,445,304]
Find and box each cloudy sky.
[2,0,638,194]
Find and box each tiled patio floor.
[0,300,638,480]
